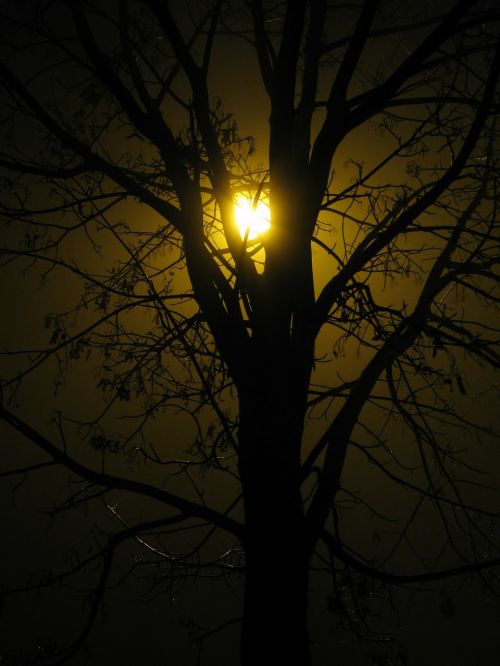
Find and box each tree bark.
[241,518,310,665]
[238,370,312,665]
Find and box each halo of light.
[234,194,271,241]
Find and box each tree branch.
[0,406,244,538]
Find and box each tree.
[1,1,499,664]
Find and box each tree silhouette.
[1,1,499,664]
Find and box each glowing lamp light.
[234,194,271,241]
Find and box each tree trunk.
[238,376,312,665]
[240,506,310,665]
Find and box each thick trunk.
[238,378,312,665]
[241,511,310,665]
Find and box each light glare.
[234,195,270,241]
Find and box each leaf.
[440,594,455,618]
[456,374,466,395]
[117,385,130,401]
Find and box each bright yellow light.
[234,194,270,241]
